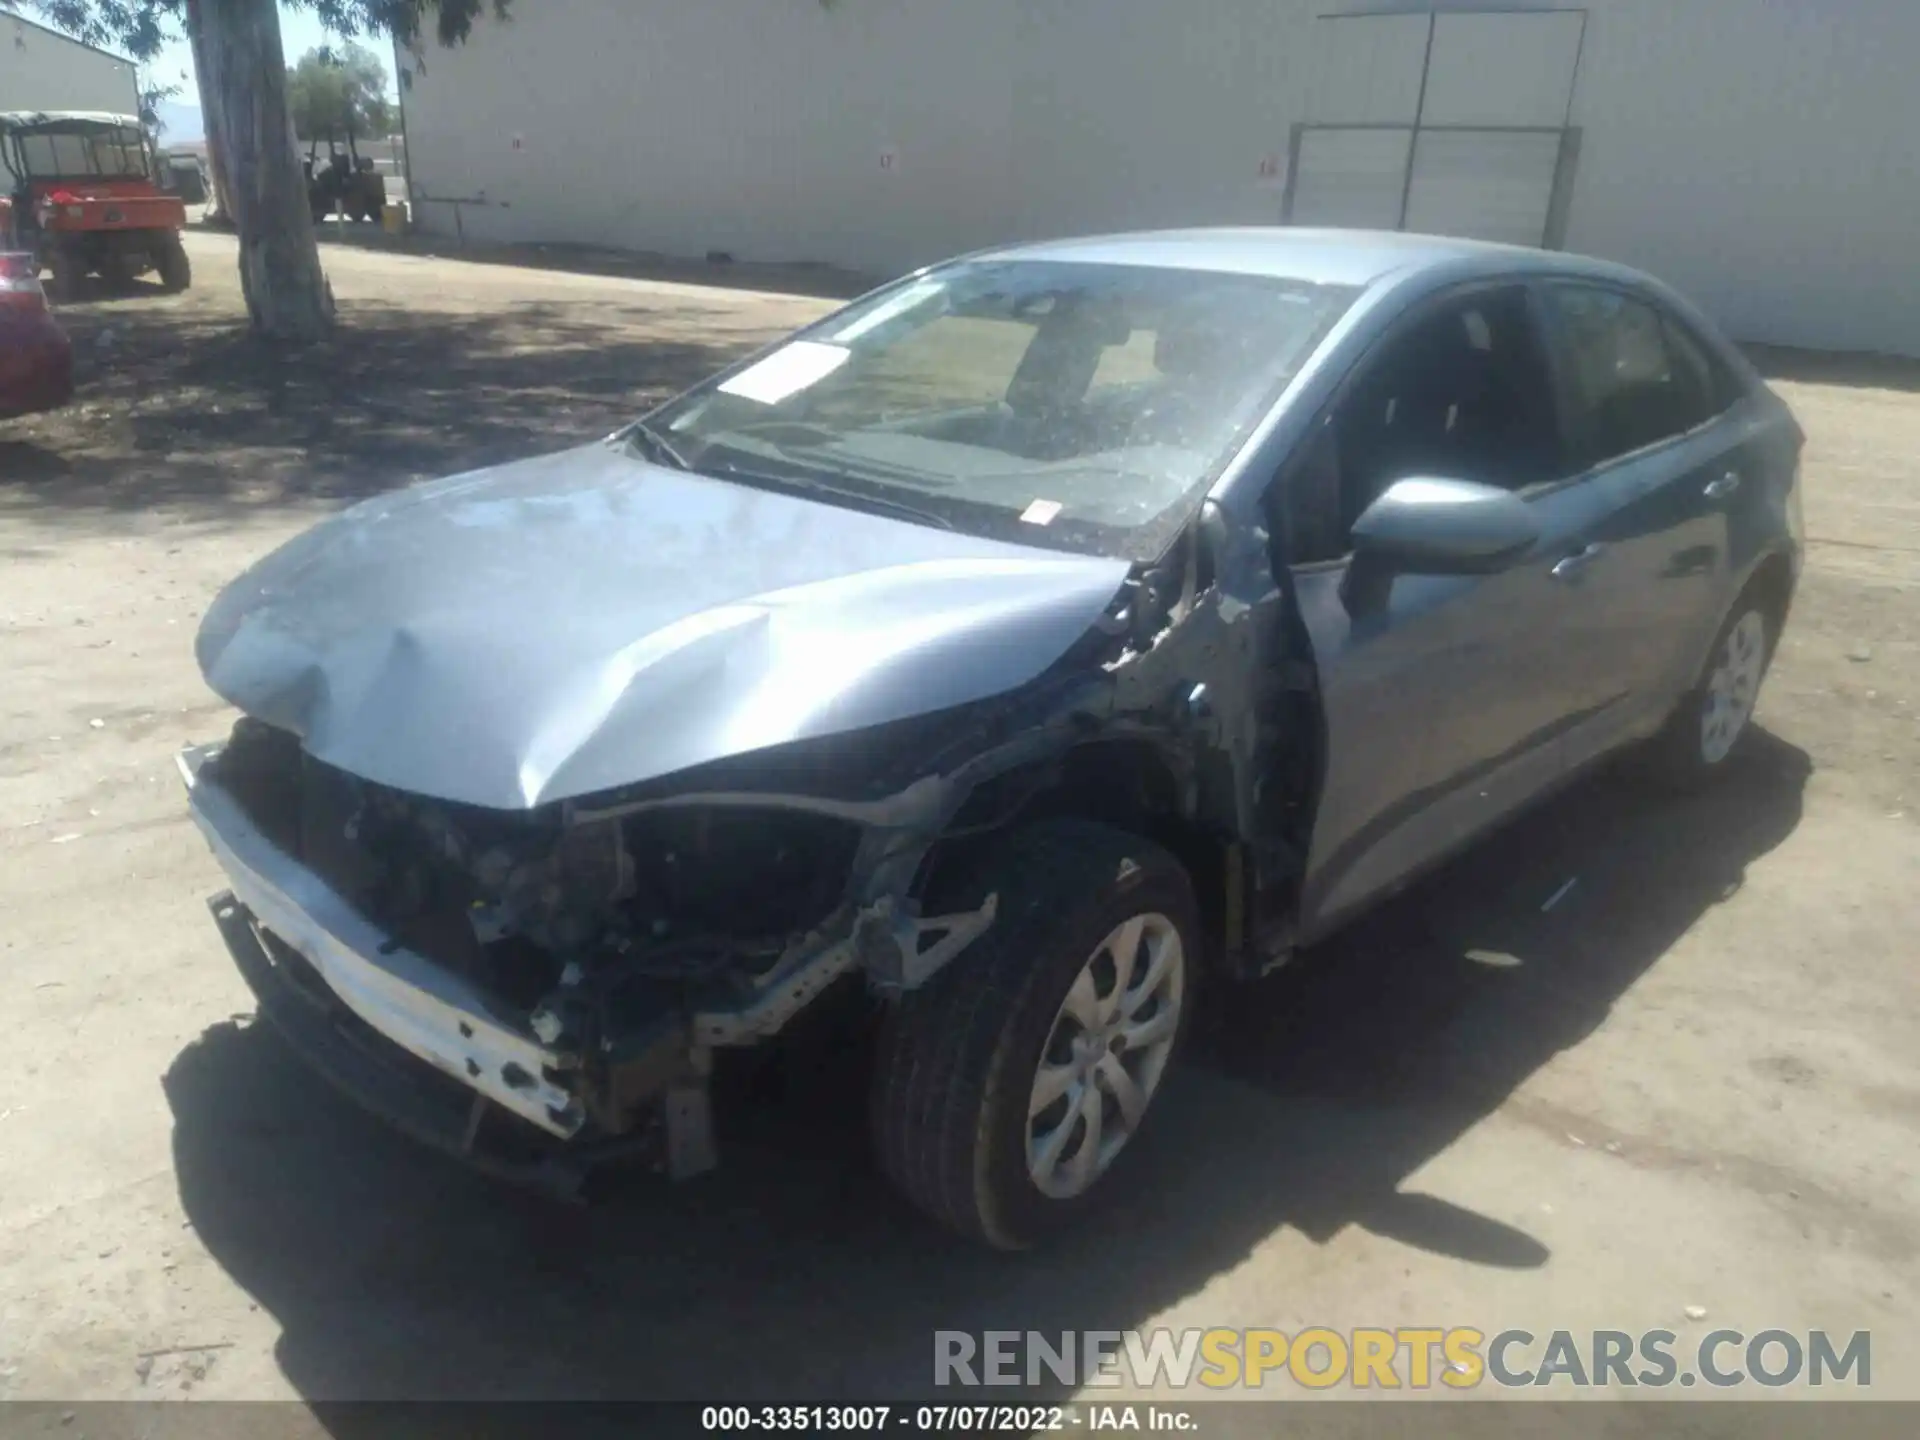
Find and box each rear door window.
[1543,284,1729,468]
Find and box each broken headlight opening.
[199,716,883,1184]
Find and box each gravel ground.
[1,231,1916,1413]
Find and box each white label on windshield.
[1020,499,1063,526]
[718,341,850,404]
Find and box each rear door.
[1275,283,1609,937]
[1533,283,1754,762]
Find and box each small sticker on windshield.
[1020,499,1063,526]
[718,341,850,404]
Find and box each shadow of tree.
[162,731,1809,1404]
[0,440,72,482]
[292,223,881,303]
[1,295,770,525]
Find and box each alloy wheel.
[1025,912,1184,1200]
[1701,610,1767,765]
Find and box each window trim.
[1533,277,1740,481]
[1659,309,1742,421]
[1268,276,1581,570]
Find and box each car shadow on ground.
[162,731,1808,1404]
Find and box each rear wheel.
[1643,591,1777,788]
[155,235,191,293]
[871,820,1198,1248]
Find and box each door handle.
[1704,470,1742,500]
[1550,543,1606,581]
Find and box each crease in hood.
[196,443,1133,810]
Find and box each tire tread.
[871,820,1190,1247]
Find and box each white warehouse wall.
[0,14,139,116]
[1561,0,1920,356]
[397,0,1023,272]
[402,0,1920,354]
[400,0,1321,272]
[999,0,1318,245]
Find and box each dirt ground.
[1,231,1917,1412]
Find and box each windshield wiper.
[703,457,956,531]
[626,418,693,471]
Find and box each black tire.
[871,819,1200,1249]
[1641,588,1778,789]
[155,236,191,293]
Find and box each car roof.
[975,226,1644,291]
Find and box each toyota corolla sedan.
[180,228,1802,1247]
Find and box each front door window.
[1281,285,1562,565]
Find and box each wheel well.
[917,739,1233,956]
[1745,550,1795,641]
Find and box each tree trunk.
[182,0,237,224]
[199,0,335,340]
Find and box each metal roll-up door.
[1286,8,1587,249]
[1403,129,1566,246]
[1289,128,1414,230]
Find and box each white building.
[0,11,139,116]
[398,0,1920,356]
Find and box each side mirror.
[1350,477,1539,575]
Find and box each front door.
[1274,284,1602,938]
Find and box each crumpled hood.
[197,443,1131,809]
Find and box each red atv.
[1,111,190,298]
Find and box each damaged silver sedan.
[183,228,1803,1247]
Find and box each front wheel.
[871,820,1198,1248]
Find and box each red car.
[0,250,73,418]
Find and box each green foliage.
[139,77,183,131]
[305,1,510,51]
[26,1,512,62]
[29,2,172,61]
[287,42,392,142]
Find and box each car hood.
[196,443,1132,810]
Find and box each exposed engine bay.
[223,716,862,1004]
[191,714,1007,1190]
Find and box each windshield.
[9,126,152,182]
[646,259,1358,559]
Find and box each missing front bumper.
[181,744,589,1139]
[179,737,1001,1190]
[206,890,638,1199]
